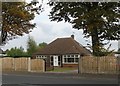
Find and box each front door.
[53,56,58,66]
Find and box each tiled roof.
[34,37,91,56]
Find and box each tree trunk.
[1,26,7,44]
[91,28,100,56]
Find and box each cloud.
[3,17,118,51]
[2,1,119,52]
[3,35,28,51]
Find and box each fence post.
[28,57,31,72]
[14,58,16,71]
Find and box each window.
[71,55,74,57]
[64,58,67,62]
[37,56,40,58]
[58,56,61,66]
[75,55,78,57]
[63,54,79,63]
[68,58,74,63]
[67,55,70,57]
[64,55,66,57]
[58,56,61,61]
[58,62,61,65]
[51,57,53,61]
[75,58,79,62]
[50,56,53,66]
[36,56,38,58]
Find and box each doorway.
[53,56,58,66]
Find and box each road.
[2,72,119,86]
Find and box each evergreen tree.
[27,36,37,56]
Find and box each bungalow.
[34,35,91,68]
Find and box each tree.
[38,42,47,49]
[6,47,25,57]
[48,2,120,56]
[1,0,42,44]
[27,36,37,56]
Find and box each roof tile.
[34,37,91,55]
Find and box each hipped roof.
[35,37,91,55]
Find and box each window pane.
[68,58,74,63]
[58,62,61,65]
[58,57,61,61]
[75,55,78,57]
[51,57,53,61]
[67,55,70,57]
[75,58,79,62]
[71,55,74,57]
[64,58,67,62]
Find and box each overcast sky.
[1,0,119,51]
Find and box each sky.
[0,0,119,52]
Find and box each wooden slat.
[79,56,118,74]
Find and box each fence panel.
[98,56,117,74]
[14,58,28,71]
[79,56,118,74]
[0,58,2,72]
[2,57,14,71]
[31,59,45,72]
[2,57,45,72]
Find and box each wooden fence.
[0,58,2,72]
[1,57,45,72]
[79,56,119,74]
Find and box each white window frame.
[63,54,80,64]
[36,55,47,59]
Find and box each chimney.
[71,34,74,39]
